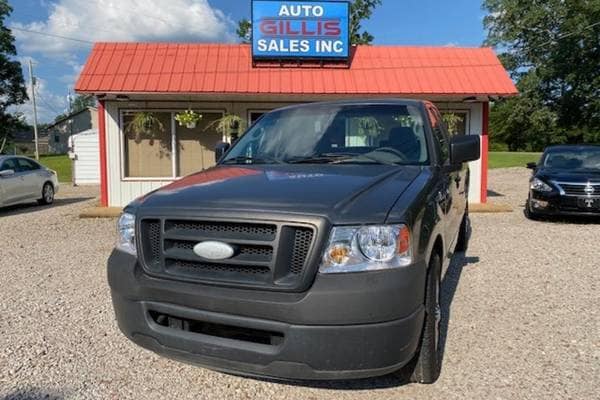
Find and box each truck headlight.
[117,213,136,255]
[530,177,553,192]
[319,225,411,274]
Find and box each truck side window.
[427,106,450,164]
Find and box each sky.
[8,0,489,123]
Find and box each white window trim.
[118,108,225,181]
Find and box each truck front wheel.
[409,252,442,384]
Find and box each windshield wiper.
[286,153,358,164]
[221,156,286,165]
[334,154,399,166]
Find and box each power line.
[530,20,600,50]
[35,92,63,116]
[10,0,180,42]
[10,12,139,38]
[10,26,93,44]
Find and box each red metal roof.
[75,43,517,97]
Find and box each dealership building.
[75,39,517,208]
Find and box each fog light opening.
[531,199,549,209]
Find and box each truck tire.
[454,206,469,252]
[409,252,442,384]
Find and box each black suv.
[108,99,480,383]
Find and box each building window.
[123,112,173,178]
[440,111,469,136]
[249,111,268,125]
[121,110,224,179]
[176,112,223,177]
[54,134,60,143]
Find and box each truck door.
[426,105,457,252]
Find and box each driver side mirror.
[449,135,480,164]
[526,162,537,170]
[0,169,15,177]
[215,141,230,163]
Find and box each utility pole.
[28,59,40,160]
[67,87,73,114]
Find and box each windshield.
[222,104,429,165]
[542,147,600,171]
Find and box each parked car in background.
[0,156,59,208]
[526,145,600,218]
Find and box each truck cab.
[108,99,480,383]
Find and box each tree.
[236,18,251,44]
[236,0,382,45]
[490,72,564,151]
[483,0,600,150]
[52,94,96,123]
[0,0,28,154]
[348,0,381,45]
[71,94,96,114]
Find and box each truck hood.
[134,164,424,224]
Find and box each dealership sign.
[252,1,350,60]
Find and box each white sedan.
[0,155,60,208]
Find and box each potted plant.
[205,114,247,141]
[175,109,203,129]
[126,112,165,142]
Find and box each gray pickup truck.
[108,99,480,383]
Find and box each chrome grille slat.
[164,220,277,241]
[162,247,273,267]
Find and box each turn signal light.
[397,226,410,255]
[326,243,351,265]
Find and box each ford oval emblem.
[193,241,235,260]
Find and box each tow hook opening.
[148,310,284,346]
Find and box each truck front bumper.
[108,250,426,380]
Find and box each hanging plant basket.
[175,109,203,129]
[126,112,165,142]
[205,114,247,138]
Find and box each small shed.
[69,129,100,185]
[45,107,98,154]
[75,43,518,207]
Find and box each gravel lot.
[1,168,599,400]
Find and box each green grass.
[489,152,542,169]
[38,154,72,183]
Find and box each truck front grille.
[138,218,316,291]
